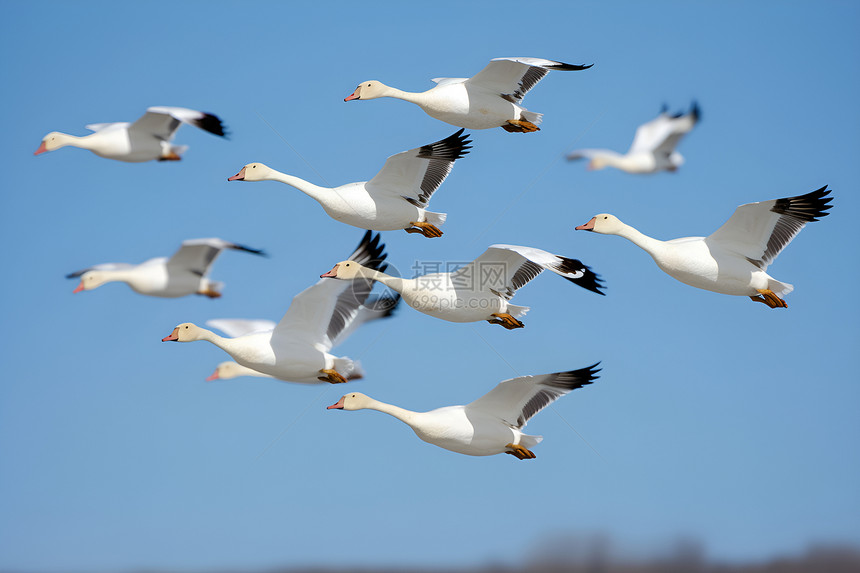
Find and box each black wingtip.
[771,185,833,222]
[546,362,602,391]
[551,62,594,71]
[231,243,267,257]
[351,231,388,271]
[418,129,473,161]
[557,257,606,295]
[690,101,701,122]
[195,112,228,138]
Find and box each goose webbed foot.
[488,313,525,330]
[405,222,443,238]
[318,369,349,384]
[158,152,182,161]
[750,289,788,309]
[505,443,536,460]
[198,289,222,298]
[502,119,540,133]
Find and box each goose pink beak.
[162,328,180,342]
[34,141,48,155]
[205,370,219,382]
[327,397,345,410]
[320,264,339,278]
[227,167,246,181]
[575,217,596,231]
[344,90,360,102]
[72,281,85,293]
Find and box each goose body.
[35,106,226,162]
[328,364,600,459]
[576,186,832,307]
[344,57,592,132]
[568,102,700,173]
[67,238,265,298]
[321,244,604,328]
[163,232,398,384]
[228,131,470,237]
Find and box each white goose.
[206,361,274,382]
[162,232,399,384]
[328,364,600,459]
[567,102,700,173]
[228,130,471,238]
[344,57,592,133]
[575,186,832,308]
[67,238,266,298]
[321,244,604,329]
[35,106,227,162]
[202,301,397,382]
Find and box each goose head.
[344,80,389,102]
[206,361,245,381]
[587,157,610,171]
[73,270,112,293]
[35,132,72,155]
[162,322,207,342]
[227,162,276,182]
[327,392,373,411]
[576,214,626,235]
[320,260,366,280]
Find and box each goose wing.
[272,232,389,350]
[464,57,592,103]
[365,130,471,208]
[705,186,832,268]
[128,106,227,141]
[166,238,265,276]
[449,244,604,298]
[467,364,601,429]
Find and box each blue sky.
[1,1,858,571]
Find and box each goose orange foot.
[505,443,536,460]
[487,313,525,330]
[318,369,349,384]
[405,222,443,238]
[198,289,222,299]
[502,119,540,133]
[158,152,182,161]
[749,289,788,309]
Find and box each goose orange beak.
[344,90,360,102]
[162,328,180,342]
[205,369,219,381]
[72,281,85,293]
[34,141,48,155]
[575,217,596,231]
[320,264,339,278]
[227,167,246,181]
[327,396,345,410]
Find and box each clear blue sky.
[1,1,858,571]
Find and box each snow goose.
[567,102,700,173]
[67,238,265,298]
[35,106,227,162]
[344,57,592,132]
[328,364,600,459]
[575,186,832,308]
[321,244,604,329]
[228,130,471,238]
[162,232,399,384]
[206,361,274,382]
[202,297,398,381]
